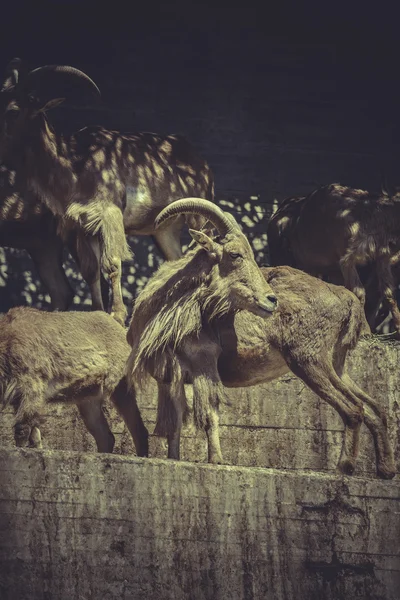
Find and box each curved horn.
[155,198,238,238]
[22,64,101,98]
[1,57,23,91]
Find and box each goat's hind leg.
[154,379,188,460]
[288,360,364,475]
[13,381,45,449]
[339,373,396,479]
[340,253,365,305]
[111,377,149,457]
[77,390,115,453]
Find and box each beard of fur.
[128,247,234,384]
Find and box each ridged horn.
[21,64,101,99]
[1,57,23,91]
[155,198,238,238]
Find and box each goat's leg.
[69,231,105,311]
[29,245,74,311]
[77,394,115,453]
[204,399,224,464]
[153,216,184,260]
[107,257,127,326]
[288,361,364,475]
[14,418,43,448]
[154,380,188,460]
[13,381,45,448]
[375,253,400,335]
[110,377,149,457]
[340,373,396,479]
[339,253,365,305]
[28,426,43,449]
[180,334,225,464]
[191,373,223,463]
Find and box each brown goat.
[0,306,148,455]
[0,59,214,325]
[126,198,395,480]
[267,184,400,333]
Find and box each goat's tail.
[110,377,149,457]
[65,201,132,272]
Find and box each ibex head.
[155,198,279,316]
[0,58,101,163]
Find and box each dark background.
[1,1,400,311]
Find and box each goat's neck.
[24,115,75,214]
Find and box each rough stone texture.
[0,336,399,480]
[0,448,399,600]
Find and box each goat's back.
[0,307,130,396]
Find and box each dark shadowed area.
[0,2,399,313]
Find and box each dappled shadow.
[0,194,275,315]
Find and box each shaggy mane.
[127,244,234,383]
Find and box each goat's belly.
[218,344,288,388]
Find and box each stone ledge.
[0,448,398,600]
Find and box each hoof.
[338,458,356,476]
[208,455,224,465]
[377,464,396,480]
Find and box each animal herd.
[0,58,397,481]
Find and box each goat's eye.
[229,252,242,260]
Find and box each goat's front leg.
[68,231,105,312]
[375,252,400,336]
[107,257,127,326]
[183,336,225,464]
[30,244,75,311]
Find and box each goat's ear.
[189,229,218,255]
[38,97,66,113]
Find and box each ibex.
[126,198,395,480]
[0,306,148,455]
[0,58,214,324]
[267,184,400,333]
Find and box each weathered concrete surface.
[0,448,398,600]
[0,337,399,478]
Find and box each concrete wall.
[0,319,399,599]
[0,449,399,600]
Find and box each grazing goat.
[0,58,214,325]
[267,184,400,333]
[126,198,395,480]
[0,306,148,455]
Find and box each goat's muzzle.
[256,293,278,314]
